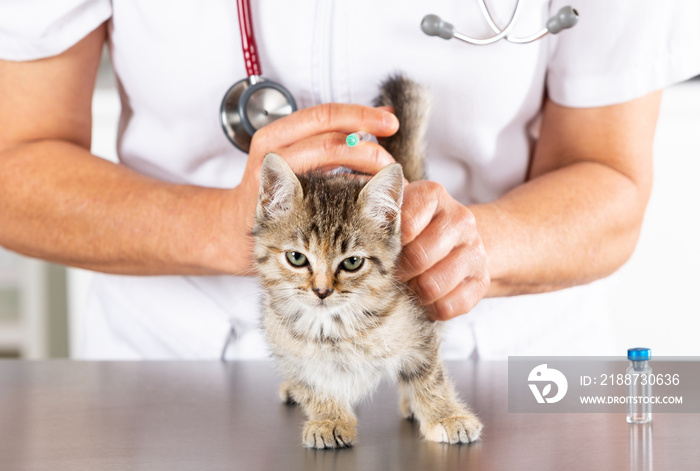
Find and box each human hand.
[398,181,490,321]
[227,103,399,274]
[245,103,398,178]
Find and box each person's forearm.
[0,139,251,275]
[470,160,648,297]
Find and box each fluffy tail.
[374,74,430,183]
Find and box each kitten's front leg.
[281,380,357,449]
[398,382,415,421]
[279,380,297,405]
[399,362,482,444]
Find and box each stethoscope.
[421,1,578,45]
[220,0,297,153]
[220,0,579,154]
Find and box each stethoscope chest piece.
[220,77,254,152]
[237,77,296,137]
[220,76,296,152]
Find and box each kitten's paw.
[302,420,356,449]
[399,395,415,421]
[279,381,297,405]
[424,414,483,444]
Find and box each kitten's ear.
[257,153,303,220]
[358,163,404,231]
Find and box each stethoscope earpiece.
[546,6,579,35]
[421,1,579,45]
[420,14,455,40]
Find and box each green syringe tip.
[346,133,360,147]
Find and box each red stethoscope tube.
[237,0,261,77]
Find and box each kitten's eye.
[286,251,308,267]
[341,256,364,272]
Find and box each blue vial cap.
[627,347,651,361]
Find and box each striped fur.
[374,74,431,183]
[252,76,481,449]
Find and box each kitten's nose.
[313,288,334,299]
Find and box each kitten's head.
[252,153,404,338]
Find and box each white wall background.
[71,65,700,358]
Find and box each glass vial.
[626,347,652,424]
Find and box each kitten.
[252,75,482,448]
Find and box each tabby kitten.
[252,76,482,448]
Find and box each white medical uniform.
[2,1,699,360]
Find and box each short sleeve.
[547,0,700,107]
[0,0,112,61]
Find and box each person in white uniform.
[1,1,699,360]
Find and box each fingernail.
[383,112,399,131]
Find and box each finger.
[400,181,443,245]
[398,209,462,282]
[282,132,396,175]
[423,276,489,321]
[406,245,476,306]
[257,103,399,149]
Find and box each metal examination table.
[0,360,695,470]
